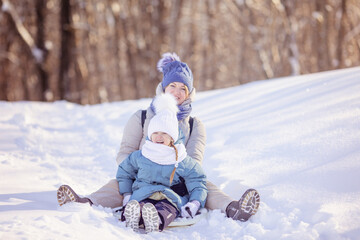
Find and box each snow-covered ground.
[1,67,359,240]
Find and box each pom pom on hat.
[157,52,193,92]
[157,52,180,73]
[152,92,178,114]
[148,93,179,142]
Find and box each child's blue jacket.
[116,150,207,212]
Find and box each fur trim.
[152,93,178,114]
[157,52,181,73]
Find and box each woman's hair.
[184,85,189,98]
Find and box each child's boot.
[123,200,141,231]
[142,203,160,233]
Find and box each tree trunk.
[337,0,347,68]
[59,0,73,100]
[35,0,48,101]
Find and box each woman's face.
[151,132,173,146]
[164,82,188,105]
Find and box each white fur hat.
[148,93,179,142]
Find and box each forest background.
[1,0,359,105]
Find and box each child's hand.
[181,200,200,218]
[122,194,131,206]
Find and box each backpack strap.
[141,110,146,128]
[141,109,194,137]
[189,116,194,136]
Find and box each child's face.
[151,132,173,146]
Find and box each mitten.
[181,200,200,218]
[122,193,131,206]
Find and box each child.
[116,93,207,233]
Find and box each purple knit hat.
[157,52,193,92]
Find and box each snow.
[31,47,44,63]
[1,67,360,240]
[1,1,10,12]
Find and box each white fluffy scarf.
[142,140,187,167]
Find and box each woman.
[57,52,260,222]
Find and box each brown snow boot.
[226,188,260,222]
[57,185,93,206]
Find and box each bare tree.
[281,0,301,75]
[59,0,73,100]
[1,0,360,104]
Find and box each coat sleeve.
[116,110,144,165]
[184,160,208,208]
[116,151,140,195]
[185,117,206,166]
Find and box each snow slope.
[0,67,359,240]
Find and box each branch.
[2,0,44,63]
